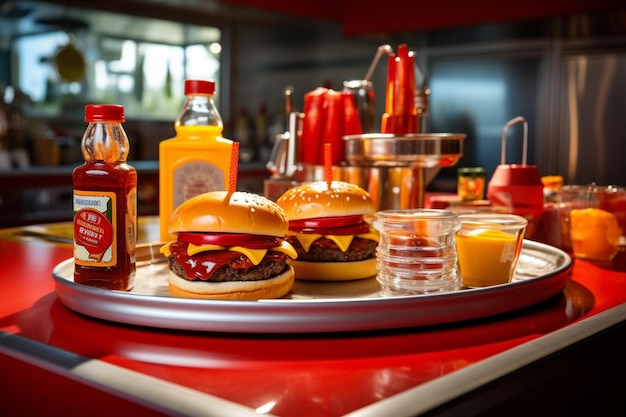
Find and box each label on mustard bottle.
[73,190,117,267]
[173,161,224,207]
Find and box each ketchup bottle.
[73,104,137,291]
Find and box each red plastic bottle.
[73,104,137,290]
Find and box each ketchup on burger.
[160,191,297,300]
[276,180,379,281]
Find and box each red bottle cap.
[85,104,125,122]
[185,80,215,95]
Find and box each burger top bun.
[168,191,289,237]
[277,180,374,221]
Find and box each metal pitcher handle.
[500,116,528,165]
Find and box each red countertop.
[1,217,625,416]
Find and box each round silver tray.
[52,240,571,333]
[343,133,465,168]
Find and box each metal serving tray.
[52,240,571,334]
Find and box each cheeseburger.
[160,191,297,300]
[276,180,379,281]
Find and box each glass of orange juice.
[557,185,597,252]
[570,208,621,261]
[558,184,624,261]
[455,214,528,288]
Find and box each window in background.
[15,30,72,107]
[13,15,221,121]
[93,37,187,119]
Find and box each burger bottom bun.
[168,266,295,300]
[288,258,377,281]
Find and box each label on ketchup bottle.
[73,190,117,266]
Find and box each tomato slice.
[289,215,370,235]
[289,215,363,229]
[177,232,281,249]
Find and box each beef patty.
[168,252,289,282]
[286,236,377,262]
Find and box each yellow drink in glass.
[455,214,527,288]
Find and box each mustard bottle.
[159,80,233,242]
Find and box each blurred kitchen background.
[0,0,624,226]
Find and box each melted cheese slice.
[291,227,380,253]
[160,243,172,257]
[160,239,297,265]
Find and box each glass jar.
[373,209,460,295]
[457,167,486,201]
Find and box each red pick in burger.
[276,180,379,281]
[160,191,297,300]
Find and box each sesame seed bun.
[168,191,289,237]
[276,180,375,221]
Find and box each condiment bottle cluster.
[73,79,235,291]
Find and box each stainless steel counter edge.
[345,302,626,417]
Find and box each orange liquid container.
[159,80,233,242]
[455,213,527,288]
[570,208,621,261]
[455,230,519,287]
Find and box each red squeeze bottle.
[73,104,137,291]
[402,47,417,133]
[323,90,344,165]
[381,44,418,134]
[301,87,327,165]
[381,52,397,133]
[342,91,362,135]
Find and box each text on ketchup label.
[73,190,117,267]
